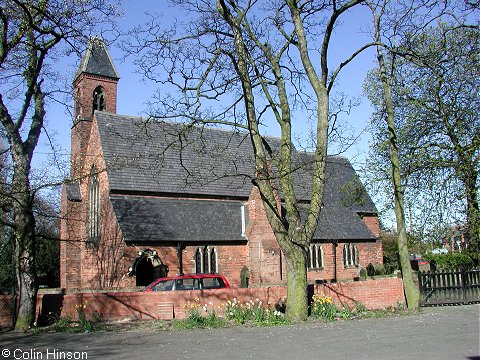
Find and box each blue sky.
[34,1,379,190]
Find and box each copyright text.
[2,348,88,359]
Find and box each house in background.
[60,38,383,290]
[442,224,469,252]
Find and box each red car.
[143,273,230,292]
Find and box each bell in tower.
[92,86,106,114]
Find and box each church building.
[60,38,383,290]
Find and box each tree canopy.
[364,22,479,249]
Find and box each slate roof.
[310,205,377,241]
[110,196,246,243]
[94,112,378,242]
[97,112,258,198]
[75,37,120,81]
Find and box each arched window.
[88,169,99,242]
[195,247,203,273]
[203,247,209,272]
[92,86,105,114]
[343,243,359,267]
[194,246,219,273]
[135,256,154,286]
[307,244,323,270]
[209,248,217,273]
[316,245,323,268]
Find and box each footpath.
[0,304,478,360]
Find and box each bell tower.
[60,38,120,289]
[71,37,120,178]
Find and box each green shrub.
[178,298,288,329]
[354,301,368,314]
[48,308,101,333]
[424,252,476,271]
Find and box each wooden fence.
[418,269,480,306]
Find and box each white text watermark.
[2,348,88,359]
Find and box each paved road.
[0,304,479,360]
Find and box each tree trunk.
[217,0,314,320]
[465,170,480,252]
[12,163,37,330]
[284,246,308,321]
[394,190,419,308]
[373,13,419,309]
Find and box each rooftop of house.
[87,111,378,243]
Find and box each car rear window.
[202,277,226,289]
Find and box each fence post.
[417,271,423,306]
[461,269,467,305]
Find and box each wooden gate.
[418,269,480,306]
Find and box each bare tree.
[0,0,120,329]
[126,0,375,320]
[368,1,420,307]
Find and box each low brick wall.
[0,295,14,329]
[35,286,288,325]
[314,277,406,309]
[0,277,405,328]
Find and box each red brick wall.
[73,73,118,120]
[60,187,82,289]
[362,214,381,238]
[28,277,405,326]
[70,119,93,179]
[244,188,384,285]
[61,67,384,291]
[0,296,13,329]
[246,187,286,285]
[304,240,382,283]
[314,277,405,310]
[117,243,249,289]
[70,73,118,179]
[359,240,383,266]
